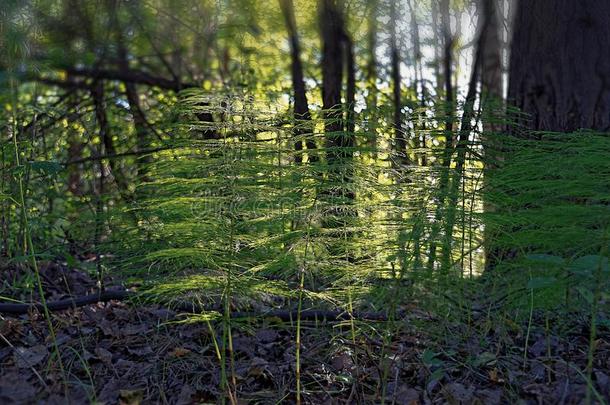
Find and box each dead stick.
[0,290,392,321]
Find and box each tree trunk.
[486,0,610,270]
[91,82,130,197]
[320,0,346,163]
[508,0,610,133]
[319,0,355,228]
[426,0,454,274]
[440,11,488,274]
[407,0,427,166]
[279,0,318,164]
[480,0,503,271]
[431,0,442,98]
[112,16,152,177]
[480,0,502,103]
[344,35,356,138]
[440,0,454,144]
[67,125,84,196]
[364,0,378,157]
[390,0,407,163]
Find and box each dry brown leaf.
[119,389,143,405]
[169,347,191,358]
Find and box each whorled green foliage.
[2,0,607,329]
[483,131,610,310]
[486,131,610,256]
[108,90,437,314]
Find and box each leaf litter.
[0,263,608,404]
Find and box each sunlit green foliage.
[1,0,608,356]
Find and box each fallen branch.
[64,146,174,166]
[0,290,391,321]
[0,290,131,314]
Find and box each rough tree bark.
[508,0,610,133]
[431,0,443,98]
[480,0,503,152]
[487,0,610,269]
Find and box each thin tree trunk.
[480,0,502,105]
[407,0,427,166]
[431,0,442,98]
[365,0,378,157]
[279,0,318,164]
[390,0,407,164]
[440,14,489,274]
[440,0,454,146]
[91,82,130,197]
[426,0,454,274]
[320,0,346,164]
[319,0,355,229]
[479,0,503,271]
[67,120,84,196]
[344,35,356,138]
[114,31,152,177]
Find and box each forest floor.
[1,263,609,404]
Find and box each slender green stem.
[295,264,304,405]
[295,178,322,405]
[523,284,534,369]
[585,231,608,405]
[9,77,67,391]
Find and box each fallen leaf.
[475,388,502,404]
[99,319,119,337]
[122,324,149,336]
[115,358,136,372]
[127,346,154,357]
[248,357,270,378]
[0,319,22,337]
[331,352,353,371]
[169,347,191,358]
[95,347,113,364]
[474,351,497,367]
[255,329,278,344]
[98,378,120,403]
[119,389,144,405]
[488,368,504,383]
[443,382,474,404]
[528,337,547,357]
[0,372,37,403]
[13,345,48,369]
[175,385,196,405]
[386,382,420,405]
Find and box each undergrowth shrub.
[107,92,610,325]
[110,90,443,316]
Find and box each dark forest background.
[1,0,609,403]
